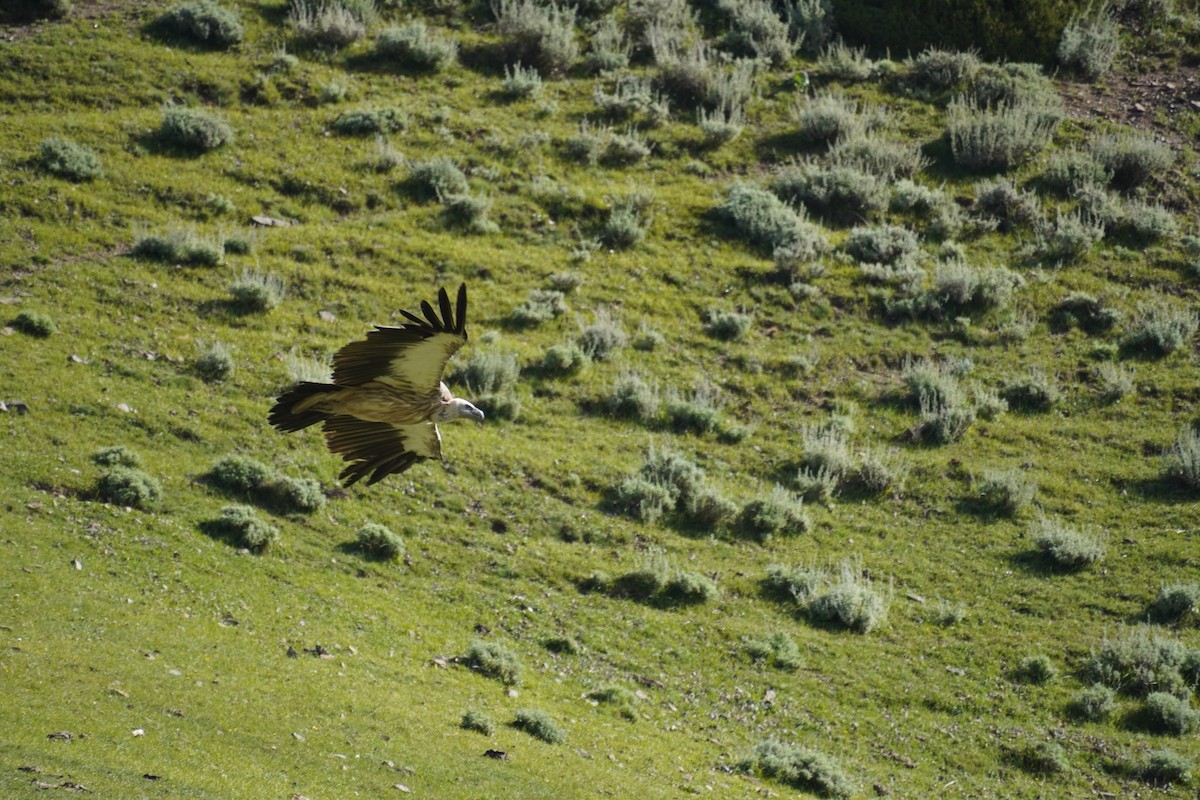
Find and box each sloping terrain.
[2,1,1199,797]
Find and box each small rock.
[132,728,145,737]
[251,215,291,227]
[318,310,337,323]
[47,731,72,742]
[116,403,132,413]
[68,354,85,364]
[505,688,519,698]
[1132,102,1146,114]
[393,784,411,793]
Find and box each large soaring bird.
[269,284,484,486]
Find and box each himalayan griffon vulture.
[269,284,483,486]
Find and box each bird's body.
[268,284,483,486]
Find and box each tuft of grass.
[37,137,101,182]
[97,467,163,510]
[586,685,637,719]
[740,738,854,799]
[195,341,235,383]
[460,709,494,735]
[157,106,234,153]
[464,639,523,685]
[1030,517,1105,569]
[213,504,279,552]
[512,708,565,744]
[13,310,57,337]
[354,523,405,561]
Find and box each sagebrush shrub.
[92,446,142,468]
[456,350,519,394]
[158,106,233,152]
[947,97,1060,173]
[1138,749,1193,785]
[1140,692,1200,735]
[288,0,373,47]
[460,709,494,735]
[1002,367,1059,411]
[741,738,854,799]
[152,1,243,48]
[718,0,792,65]
[441,191,496,233]
[1163,426,1200,490]
[464,639,523,685]
[974,468,1036,515]
[607,371,659,421]
[908,47,980,91]
[97,467,163,510]
[229,270,285,312]
[918,390,976,444]
[1086,625,1191,697]
[13,310,57,337]
[541,342,588,374]
[1014,654,1057,684]
[133,228,223,266]
[330,107,406,135]
[263,475,325,513]
[38,137,101,182]
[585,14,629,73]
[601,197,648,248]
[501,62,544,99]
[719,181,821,255]
[817,38,872,81]
[973,178,1039,231]
[1123,303,1198,357]
[615,474,673,523]
[705,309,751,341]
[664,382,723,434]
[787,0,832,55]
[208,454,275,494]
[1094,362,1134,404]
[492,0,578,75]
[1030,210,1104,264]
[1053,292,1119,334]
[355,522,405,560]
[792,92,869,147]
[375,22,457,72]
[1031,516,1105,569]
[408,156,469,199]
[744,631,802,670]
[1089,130,1173,192]
[214,504,279,552]
[1070,683,1116,721]
[806,559,891,633]
[195,341,235,383]
[682,487,738,530]
[1020,741,1069,775]
[772,161,888,225]
[740,484,809,541]
[512,708,565,744]
[1058,9,1120,80]
[578,307,626,360]
[1150,583,1200,624]
[661,569,719,605]
[1041,148,1110,195]
[829,132,929,179]
[843,224,918,266]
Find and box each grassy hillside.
[2,1,1199,797]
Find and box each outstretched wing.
[322,415,443,486]
[331,284,468,393]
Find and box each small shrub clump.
[1019,741,1069,775]
[1085,625,1193,697]
[718,181,824,256]
[287,0,375,48]
[492,0,579,75]
[1123,303,1199,357]
[375,22,457,72]
[1014,654,1057,684]
[946,96,1060,173]
[541,342,589,374]
[208,454,274,494]
[1150,583,1200,624]
[664,381,723,435]
[974,468,1036,515]
[330,107,406,136]
[408,156,469,200]
[1070,683,1116,721]
[740,484,810,541]
[213,504,279,552]
[1088,129,1174,192]
[97,467,163,510]
[355,522,405,561]
[1138,749,1193,785]
[92,446,142,468]
[195,341,235,383]
[1002,367,1059,412]
[607,371,659,421]
[1031,517,1105,569]
[13,310,57,337]
[157,106,234,153]
[152,1,244,48]
[744,631,802,671]
[229,270,285,312]
[132,228,223,266]
[512,708,565,744]
[704,308,751,341]
[740,738,854,799]
[577,307,626,360]
[37,137,101,182]
[1138,692,1200,736]
[805,560,891,633]
[460,709,494,736]
[1163,425,1200,490]
[464,639,523,685]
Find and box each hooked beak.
[468,404,485,424]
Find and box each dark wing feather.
[323,415,443,486]
[331,284,468,390]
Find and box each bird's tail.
[269,382,340,433]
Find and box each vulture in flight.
[268,284,484,486]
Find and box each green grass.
[1,4,1199,798]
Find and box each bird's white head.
[439,397,485,423]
